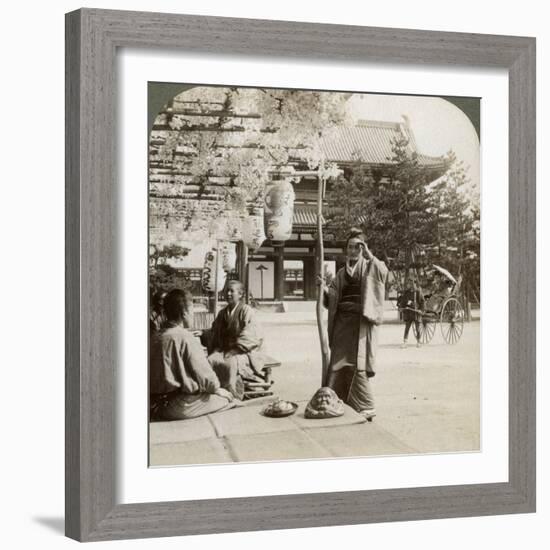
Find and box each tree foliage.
[430,154,480,300]
[148,245,193,291]
[149,244,190,268]
[154,87,349,225]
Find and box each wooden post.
[237,241,249,304]
[316,170,330,386]
[213,240,220,315]
[274,244,285,301]
[304,256,315,300]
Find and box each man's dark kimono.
[397,288,425,343]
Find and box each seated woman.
[425,278,453,312]
[149,288,236,421]
[200,280,266,400]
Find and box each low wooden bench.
[243,355,282,400]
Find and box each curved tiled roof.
[292,204,324,226]
[319,120,445,169]
[292,204,366,231]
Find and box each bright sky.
[348,93,480,195]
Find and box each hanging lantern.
[202,248,227,293]
[221,242,237,272]
[264,180,295,241]
[242,207,266,251]
[224,212,243,242]
[214,211,243,243]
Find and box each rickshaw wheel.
[418,313,437,344]
[440,297,464,344]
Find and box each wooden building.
[149,90,449,302]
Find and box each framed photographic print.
[65,8,535,542]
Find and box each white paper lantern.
[265,180,295,241]
[242,207,266,251]
[202,249,227,293]
[221,242,237,271]
[224,213,243,242]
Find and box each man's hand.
[192,330,203,337]
[316,275,328,293]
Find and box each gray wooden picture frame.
[65,8,536,542]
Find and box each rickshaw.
[399,264,465,345]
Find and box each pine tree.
[327,140,480,298]
[431,153,480,301]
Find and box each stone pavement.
[150,400,416,466]
[149,308,480,467]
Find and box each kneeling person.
[150,289,235,421]
[201,280,265,399]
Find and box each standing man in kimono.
[200,280,266,399]
[319,228,388,420]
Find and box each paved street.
[150,307,480,466]
[259,308,480,454]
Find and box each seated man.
[200,280,266,400]
[150,288,236,421]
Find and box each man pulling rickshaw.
[397,264,465,345]
[397,279,425,348]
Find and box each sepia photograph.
[148,84,481,467]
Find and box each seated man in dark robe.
[199,280,266,399]
[150,288,236,421]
